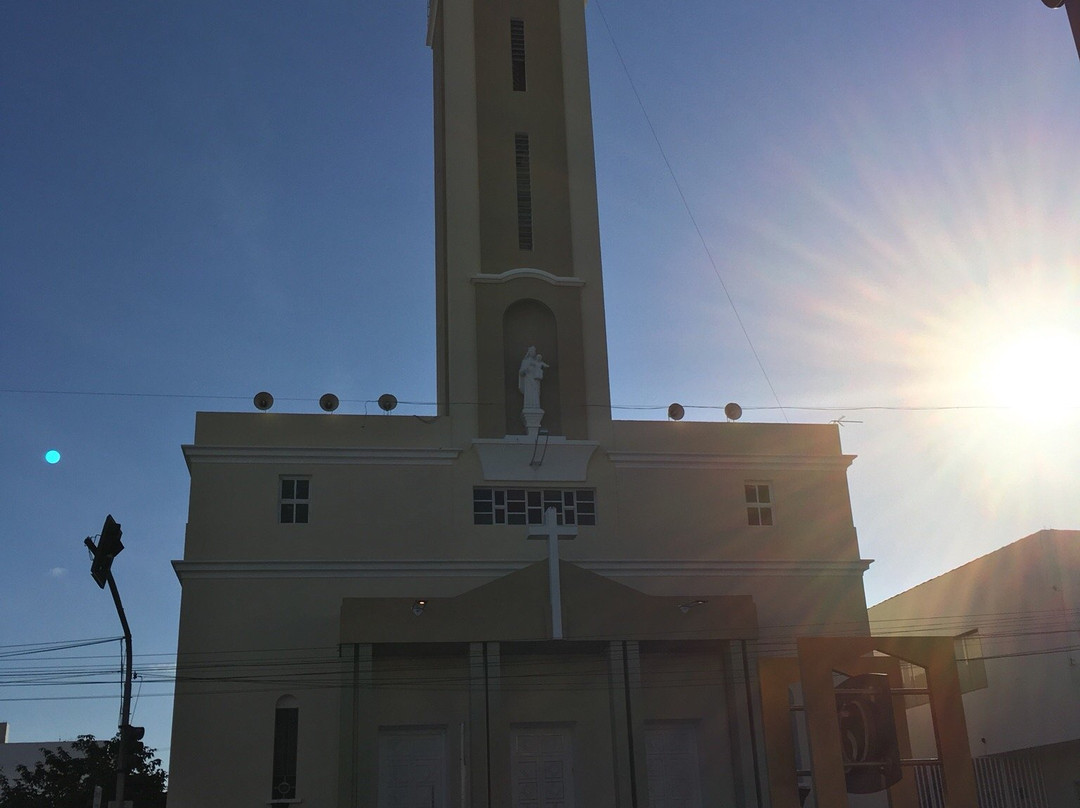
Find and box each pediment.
[340,560,756,644]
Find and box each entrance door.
[511,726,574,808]
[378,728,447,808]
[644,722,703,808]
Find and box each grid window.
[511,19,527,91]
[280,477,309,524]
[744,482,773,526]
[515,132,533,250]
[474,488,596,526]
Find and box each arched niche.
[503,298,561,435]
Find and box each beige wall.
[333,640,759,808]
[433,0,611,438]
[638,643,742,805]
[183,413,860,566]
[168,577,351,806]
[169,410,870,805]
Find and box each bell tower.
[428,0,612,442]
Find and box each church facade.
[167,1,872,806]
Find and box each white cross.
[527,506,578,639]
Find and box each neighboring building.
[0,722,86,781]
[869,530,1080,808]
[167,1,872,806]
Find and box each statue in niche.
[518,346,549,411]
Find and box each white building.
[868,529,1080,807]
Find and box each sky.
[2,0,1078,771]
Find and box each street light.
[1041,0,1080,64]
[84,515,136,808]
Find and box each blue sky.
[2,1,1078,768]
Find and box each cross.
[527,506,577,639]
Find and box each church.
[167,1,873,805]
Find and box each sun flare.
[981,327,1080,415]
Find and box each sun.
[980,327,1080,416]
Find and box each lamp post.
[1042,0,1080,63]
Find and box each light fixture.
[412,599,427,616]
[253,391,274,411]
[679,599,708,614]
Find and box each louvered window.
[511,19,527,91]
[515,133,533,250]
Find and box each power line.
[3,607,1075,664]
[0,637,123,659]
[4,387,1072,417]
[4,608,1076,693]
[591,0,789,422]
[3,639,1077,704]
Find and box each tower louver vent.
[515,132,533,250]
[511,19,527,91]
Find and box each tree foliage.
[0,734,166,808]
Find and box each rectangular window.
[899,661,930,708]
[280,477,310,524]
[515,132,533,250]
[745,482,773,526]
[955,630,988,693]
[271,706,299,800]
[900,632,988,705]
[511,19,527,91]
[474,488,596,526]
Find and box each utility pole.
[85,515,141,808]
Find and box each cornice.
[605,452,855,471]
[172,560,525,582]
[470,267,585,287]
[183,445,462,466]
[581,559,872,576]
[172,558,872,582]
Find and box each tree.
[0,734,166,808]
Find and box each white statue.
[518,346,549,411]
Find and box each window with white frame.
[280,477,309,524]
[473,488,595,526]
[744,482,773,526]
